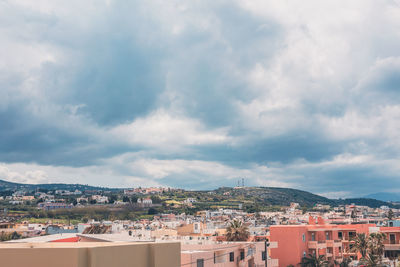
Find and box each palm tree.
[363,253,379,267]
[368,232,386,264]
[352,233,369,259]
[299,254,328,267]
[225,220,250,241]
[334,257,351,267]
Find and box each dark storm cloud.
[1,0,400,197]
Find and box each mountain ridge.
[0,179,397,208]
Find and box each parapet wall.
[0,242,180,267]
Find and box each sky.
[1,0,400,198]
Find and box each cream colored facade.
[0,242,180,267]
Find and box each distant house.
[137,198,153,207]
[9,200,23,205]
[91,195,108,204]
[21,196,35,201]
[183,198,197,204]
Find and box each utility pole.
[264,239,269,267]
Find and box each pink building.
[269,217,374,267]
[181,242,278,267]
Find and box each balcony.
[308,241,327,249]
[385,244,400,251]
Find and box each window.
[338,232,343,239]
[197,259,204,267]
[302,234,306,242]
[262,251,266,261]
[230,252,234,262]
[390,234,396,244]
[349,232,356,239]
[303,251,306,257]
[247,247,255,256]
[311,233,315,241]
[240,251,245,260]
[325,232,330,240]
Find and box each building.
[181,242,278,267]
[0,242,180,267]
[269,216,373,266]
[137,198,152,207]
[183,198,197,204]
[91,195,108,204]
[381,226,400,258]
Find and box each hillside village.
[2,184,400,266]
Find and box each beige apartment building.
[0,242,180,267]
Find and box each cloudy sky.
[1,0,400,198]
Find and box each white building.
[91,195,108,204]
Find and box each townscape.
[2,182,400,266]
[2,0,400,267]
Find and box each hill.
[0,179,397,208]
[364,192,400,202]
[336,198,397,208]
[214,187,335,207]
[0,179,116,192]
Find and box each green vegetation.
[352,232,387,266]
[1,181,399,223]
[0,231,22,241]
[299,254,328,267]
[225,220,250,241]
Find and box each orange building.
[269,216,374,267]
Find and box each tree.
[225,220,250,242]
[108,195,117,204]
[148,208,157,215]
[388,209,394,220]
[350,209,357,221]
[334,257,351,267]
[302,207,308,215]
[352,232,386,265]
[368,232,386,264]
[151,195,162,204]
[363,253,379,267]
[130,196,138,203]
[352,233,368,259]
[299,254,328,267]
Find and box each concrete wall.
[0,242,180,267]
[181,242,268,267]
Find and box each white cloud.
[0,164,48,184]
[110,109,232,149]
[1,0,400,196]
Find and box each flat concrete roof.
[0,241,178,249]
[7,233,78,243]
